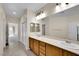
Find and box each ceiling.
[2,3,47,17]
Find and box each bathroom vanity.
[29,34,79,56]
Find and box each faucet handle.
[65,41,71,43]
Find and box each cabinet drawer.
[39,41,46,56]
[40,41,46,47]
[40,48,46,54]
[40,45,45,51]
[39,52,45,56]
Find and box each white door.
[22,22,27,46]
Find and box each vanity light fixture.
[35,13,46,20]
[36,11,43,16]
[35,10,46,20]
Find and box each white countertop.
[30,34,79,55]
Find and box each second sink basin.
[59,41,79,50]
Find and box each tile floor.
[3,37,35,56]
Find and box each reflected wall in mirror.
[36,23,40,32]
[30,23,35,32]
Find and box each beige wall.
[43,15,68,39]
[20,9,35,50]
[27,9,35,49]
[0,4,6,55]
[20,12,27,47]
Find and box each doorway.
[42,24,45,35]
[21,22,27,46]
[8,23,19,46]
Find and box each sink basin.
[59,41,79,49]
[36,35,79,50]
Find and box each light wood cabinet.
[29,37,78,56]
[46,44,62,56]
[29,37,39,55]
[29,37,34,51]
[63,50,77,56]
[33,39,39,55]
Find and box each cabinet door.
[63,50,77,56]
[39,41,46,56]
[29,38,34,51]
[46,44,62,56]
[34,39,39,55]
